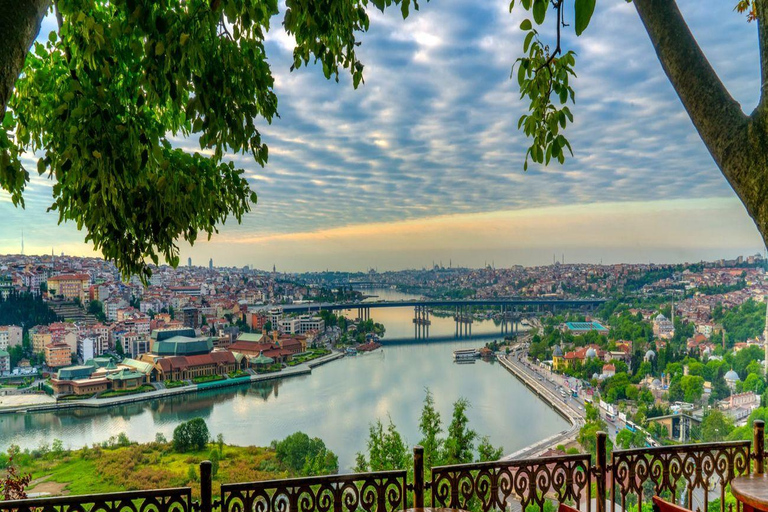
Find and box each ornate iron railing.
[611,441,752,512]
[0,487,193,512]
[2,422,767,512]
[220,470,407,512]
[429,454,592,512]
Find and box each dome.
[655,313,667,322]
[592,373,600,380]
[645,349,656,360]
[586,348,598,358]
[725,370,741,382]
[652,379,662,387]
[553,345,564,357]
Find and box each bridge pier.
[413,305,430,339]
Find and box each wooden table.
[732,474,768,512]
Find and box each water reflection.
[0,290,565,471]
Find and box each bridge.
[278,298,607,339]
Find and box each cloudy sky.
[2,0,766,271]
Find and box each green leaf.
[532,0,547,24]
[155,41,165,56]
[180,33,190,46]
[520,19,532,31]
[574,0,596,36]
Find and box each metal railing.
[2,421,766,512]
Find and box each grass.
[165,380,188,389]
[227,370,249,379]
[191,375,225,384]
[98,384,154,399]
[57,393,95,401]
[7,442,287,500]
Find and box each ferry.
[453,349,480,362]
[345,347,358,356]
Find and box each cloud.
[0,0,762,267]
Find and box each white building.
[278,315,325,335]
[653,314,675,339]
[79,337,95,362]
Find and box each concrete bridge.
[280,298,607,339]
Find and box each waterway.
[0,289,567,471]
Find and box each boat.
[345,347,358,356]
[453,349,480,362]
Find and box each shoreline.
[497,351,585,460]
[0,351,345,415]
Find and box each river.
[0,289,568,471]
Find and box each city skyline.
[1,0,764,270]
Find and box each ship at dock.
[453,348,480,363]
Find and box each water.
[0,289,566,471]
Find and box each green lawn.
[8,442,287,499]
[98,384,154,399]
[191,375,225,384]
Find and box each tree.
[1,0,421,281]
[356,417,408,472]
[173,417,210,452]
[680,375,705,404]
[209,448,220,477]
[87,299,106,322]
[476,435,503,462]
[444,398,477,465]
[507,0,768,247]
[418,388,444,469]
[701,410,734,442]
[271,431,339,476]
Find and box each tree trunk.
[0,0,50,120]
[633,0,768,248]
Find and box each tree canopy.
[0,0,420,280]
[508,0,768,247]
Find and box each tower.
[209,258,213,270]
[187,257,192,267]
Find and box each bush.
[173,418,210,452]
[209,449,219,476]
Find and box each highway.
[277,298,607,313]
[498,347,620,459]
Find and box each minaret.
[763,296,768,376]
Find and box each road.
[499,347,620,459]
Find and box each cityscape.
[4,1,768,512]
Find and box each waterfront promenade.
[497,351,586,459]
[0,351,345,414]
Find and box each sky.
[1,0,766,271]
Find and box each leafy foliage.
[172,418,210,452]
[0,453,31,501]
[509,0,598,169]
[2,0,422,281]
[0,291,59,329]
[271,431,338,476]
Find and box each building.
[0,325,22,350]
[0,350,10,373]
[278,315,325,335]
[45,342,72,368]
[140,334,237,381]
[552,345,565,371]
[648,413,702,443]
[182,307,200,329]
[30,326,52,354]
[725,369,741,391]
[563,321,609,334]
[653,313,675,339]
[79,337,95,362]
[46,273,90,301]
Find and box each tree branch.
[633,0,749,170]
[757,0,768,112]
[0,0,50,120]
